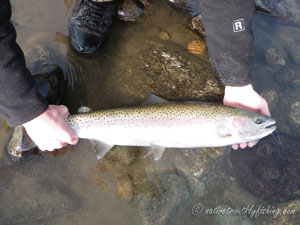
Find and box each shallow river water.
[1,0,300,224]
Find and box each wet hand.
[223,84,271,150]
[23,105,78,151]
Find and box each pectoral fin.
[144,144,166,161]
[90,140,114,160]
[143,94,168,105]
[216,124,232,138]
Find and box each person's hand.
[223,84,271,150]
[23,105,78,151]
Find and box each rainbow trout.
[8,95,276,160]
[67,95,276,160]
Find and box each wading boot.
[69,0,117,54]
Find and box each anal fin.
[90,140,114,160]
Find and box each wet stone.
[275,67,300,86]
[21,32,59,75]
[105,146,137,165]
[124,38,224,101]
[277,87,300,135]
[265,46,287,67]
[186,14,206,38]
[0,177,82,224]
[290,102,300,126]
[93,146,159,202]
[230,133,300,203]
[165,0,201,16]
[133,171,190,225]
[254,0,300,24]
[289,41,300,64]
[187,39,206,55]
[260,89,278,113]
[117,0,144,22]
[33,66,66,105]
[193,179,205,197]
[215,205,252,225]
[165,0,191,12]
[137,0,149,7]
[159,31,170,41]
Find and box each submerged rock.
[0,177,82,224]
[22,32,59,75]
[187,39,206,55]
[193,178,205,197]
[92,146,160,202]
[277,87,300,135]
[186,14,206,38]
[141,41,223,100]
[117,0,144,22]
[121,38,224,101]
[290,102,300,126]
[33,67,67,105]
[255,0,300,24]
[289,40,300,64]
[260,89,278,113]
[265,46,287,67]
[159,31,170,41]
[164,0,200,16]
[215,205,253,225]
[133,171,190,225]
[275,67,300,87]
[230,134,300,203]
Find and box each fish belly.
[76,123,239,148]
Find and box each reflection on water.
[53,32,84,89]
[1,0,300,224]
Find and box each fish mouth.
[254,120,276,139]
[260,120,276,133]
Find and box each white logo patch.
[233,19,245,32]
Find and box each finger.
[260,106,271,117]
[37,140,65,151]
[66,136,79,145]
[69,137,79,145]
[248,141,258,148]
[55,105,70,118]
[57,105,69,113]
[239,143,248,149]
[232,144,239,150]
[39,144,55,151]
[60,142,68,148]
[58,129,78,145]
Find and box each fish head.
[229,112,276,142]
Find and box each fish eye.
[255,118,263,124]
